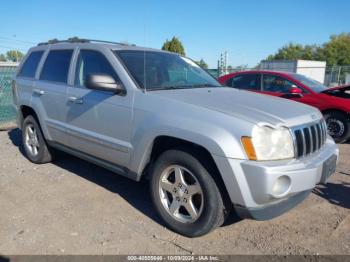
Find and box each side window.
[40,50,73,83]
[232,74,261,90]
[18,51,44,78]
[263,74,296,93]
[75,50,120,87]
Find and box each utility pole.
[217,51,228,76]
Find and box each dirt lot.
[0,129,349,255]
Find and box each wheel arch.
[19,105,39,129]
[140,135,232,210]
[18,105,51,140]
[322,108,350,121]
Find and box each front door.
[261,74,324,107]
[65,49,133,167]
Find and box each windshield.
[292,73,328,93]
[115,50,222,90]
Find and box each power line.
[0,36,36,45]
[0,39,33,47]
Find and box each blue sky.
[0,0,349,67]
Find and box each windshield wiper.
[147,83,222,91]
[147,86,189,91]
[189,83,222,88]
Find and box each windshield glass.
[115,50,222,90]
[292,73,328,93]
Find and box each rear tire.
[22,115,53,164]
[150,150,225,237]
[324,111,350,143]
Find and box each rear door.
[34,49,74,145]
[64,48,133,167]
[16,50,44,112]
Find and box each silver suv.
[13,38,339,237]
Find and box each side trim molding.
[48,141,138,181]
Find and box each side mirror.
[289,86,303,94]
[85,74,125,94]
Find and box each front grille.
[293,120,327,158]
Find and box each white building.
[260,60,326,84]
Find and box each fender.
[128,112,248,180]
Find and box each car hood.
[151,87,321,127]
[322,85,350,93]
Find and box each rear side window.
[75,50,120,87]
[40,50,73,83]
[18,51,44,78]
[232,74,261,90]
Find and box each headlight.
[242,125,294,161]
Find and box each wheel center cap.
[177,185,188,197]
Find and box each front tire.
[22,115,53,164]
[150,150,225,237]
[324,111,350,143]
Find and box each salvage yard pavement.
[0,129,349,255]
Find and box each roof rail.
[37,37,133,46]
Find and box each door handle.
[33,89,45,96]
[68,96,84,104]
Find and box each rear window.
[18,51,44,78]
[40,50,73,83]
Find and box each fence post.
[337,66,341,85]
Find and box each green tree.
[322,33,350,66]
[195,58,208,69]
[0,54,6,62]
[263,33,350,66]
[6,50,24,62]
[161,36,185,55]
[266,43,320,61]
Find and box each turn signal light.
[241,136,257,161]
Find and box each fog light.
[272,176,291,197]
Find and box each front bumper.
[213,137,339,220]
[234,189,311,220]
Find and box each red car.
[219,70,350,143]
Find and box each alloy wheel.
[24,124,40,156]
[327,118,345,138]
[158,165,204,223]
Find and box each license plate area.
[320,154,337,184]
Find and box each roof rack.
[37,37,133,46]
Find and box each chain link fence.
[324,65,350,86]
[0,63,18,130]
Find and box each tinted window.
[75,50,120,87]
[19,51,44,78]
[263,74,296,93]
[40,50,73,83]
[232,74,261,90]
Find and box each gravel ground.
[0,129,349,255]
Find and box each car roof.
[27,39,173,54]
[218,70,297,81]
[231,70,295,76]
